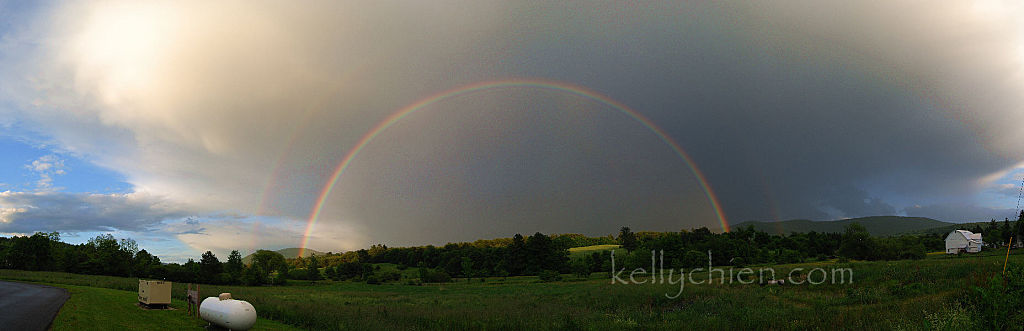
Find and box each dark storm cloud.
[5,1,1024,250]
[324,89,722,245]
[324,1,1024,245]
[475,1,1024,225]
[905,204,1017,224]
[817,185,898,219]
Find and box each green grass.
[4,249,1024,330]
[568,244,624,261]
[568,244,621,253]
[5,281,301,330]
[371,263,421,279]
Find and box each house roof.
[950,230,982,244]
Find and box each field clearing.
[569,244,621,253]
[568,244,624,261]
[3,249,1023,330]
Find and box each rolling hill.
[898,221,996,236]
[731,216,954,236]
[242,247,324,265]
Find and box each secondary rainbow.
[299,79,728,255]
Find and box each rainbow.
[299,79,728,255]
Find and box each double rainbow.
[299,79,728,256]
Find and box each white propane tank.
[200,293,257,330]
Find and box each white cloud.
[1,0,508,222]
[0,0,514,251]
[24,154,66,191]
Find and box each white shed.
[945,230,982,254]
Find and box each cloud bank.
[0,191,188,233]
[1,1,1023,251]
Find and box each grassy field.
[568,244,624,261]
[3,249,1023,330]
[2,280,301,331]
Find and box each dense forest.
[2,212,1022,286]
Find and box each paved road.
[0,281,70,331]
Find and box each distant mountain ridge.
[732,216,954,236]
[898,221,995,236]
[242,247,324,264]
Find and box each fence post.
[1004,236,1012,275]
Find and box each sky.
[1,1,1024,262]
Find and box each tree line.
[0,231,604,284]
[3,212,1021,285]
[972,210,1024,248]
[0,232,294,286]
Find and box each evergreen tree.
[1015,210,1024,247]
[225,250,243,275]
[199,251,222,283]
[324,264,336,279]
[525,232,568,274]
[838,223,875,260]
[507,234,527,275]
[460,256,474,282]
[1004,218,1013,245]
[274,262,289,285]
[306,254,322,280]
[619,227,638,253]
[987,219,1001,246]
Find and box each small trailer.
[138,280,172,308]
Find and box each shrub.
[217,272,233,285]
[271,273,287,285]
[923,303,973,330]
[970,264,1024,329]
[378,270,401,282]
[334,262,363,280]
[624,250,653,270]
[538,270,562,282]
[287,269,308,280]
[571,260,591,279]
[777,249,803,264]
[419,268,451,283]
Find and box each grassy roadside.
[4,249,1023,330]
[2,280,301,331]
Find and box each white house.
[945,230,983,254]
